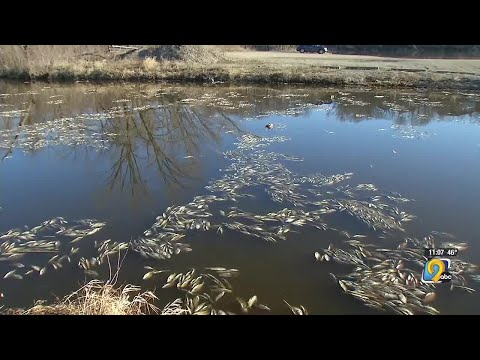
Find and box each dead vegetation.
[1,45,480,90]
[0,45,223,79]
[136,45,224,63]
[14,280,159,315]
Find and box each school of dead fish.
[0,217,106,280]
[144,266,276,315]
[1,87,480,314]
[0,117,116,154]
[315,232,478,315]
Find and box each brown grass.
[5,280,192,315]
[142,57,160,72]
[15,280,159,315]
[2,251,164,315]
[1,251,190,315]
[1,45,480,90]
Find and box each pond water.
[1,80,479,314]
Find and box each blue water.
[1,81,479,314]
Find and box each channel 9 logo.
[422,258,452,283]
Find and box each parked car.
[296,45,328,54]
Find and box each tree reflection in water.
[1,81,480,198]
[97,98,243,197]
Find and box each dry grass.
[19,280,159,315]
[135,45,224,64]
[3,251,163,315]
[6,281,194,315]
[0,45,110,78]
[2,45,480,90]
[2,250,189,315]
[142,57,160,72]
[218,45,248,52]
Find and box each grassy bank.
[2,45,480,90]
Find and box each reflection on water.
[1,80,480,314]
[2,82,479,197]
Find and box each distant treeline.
[244,45,480,58]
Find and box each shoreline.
[2,62,480,91]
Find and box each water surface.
[1,80,479,314]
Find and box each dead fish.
[205,267,227,271]
[247,295,258,308]
[423,292,436,304]
[215,291,226,302]
[237,297,249,313]
[398,307,414,315]
[254,304,271,312]
[191,283,205,294]
[384,293,397,300]
[40,267,48,276]
[162,281,177,289]
[3,270,17,279]
[70,236,85,244]
[338,280,349,293]
[284,300,307,315]
[314,252,322,261]
[143,271,155,280]
[86,228,101,236]
[166,273,177,283]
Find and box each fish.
[3,270,17,279]
[423,292,436,304]
[338,280,349,292]
[208,291,224,305]
[284,300,307,315]
[255,304,271,311]
[166,273,177,283]
[191,283,205,294]
[143,271,155,280]
[237,297,249,313]
[247,295,258,308]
